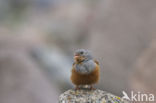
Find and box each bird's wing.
[94,60,99,65]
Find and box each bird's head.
[74,49,93,63]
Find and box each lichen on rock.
[59,88,131,103]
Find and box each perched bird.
[70,49,100,90]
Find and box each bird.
[70,49,100,90]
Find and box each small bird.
[70,49,100,90]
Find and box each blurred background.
[0,0,156,103]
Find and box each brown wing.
[94,60,99,65]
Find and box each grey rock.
[59,89,131,103]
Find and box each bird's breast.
[75,60,96,74]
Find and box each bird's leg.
[90,85,95,90]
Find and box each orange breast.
[70,63,100,85]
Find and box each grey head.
[74,49,96,74]
[74,49,93,62]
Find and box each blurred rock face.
[88,0,156,95]
[131,39,156,97]
[0,0,156,100]
[0,35,59,103]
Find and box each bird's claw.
[90,85,95,90]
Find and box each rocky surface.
[59,89,130,103]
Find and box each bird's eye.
[80,51,84,54]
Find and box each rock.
[59,89,131,103]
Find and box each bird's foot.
[74,86,80,91]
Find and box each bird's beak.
[74,55,80,60]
